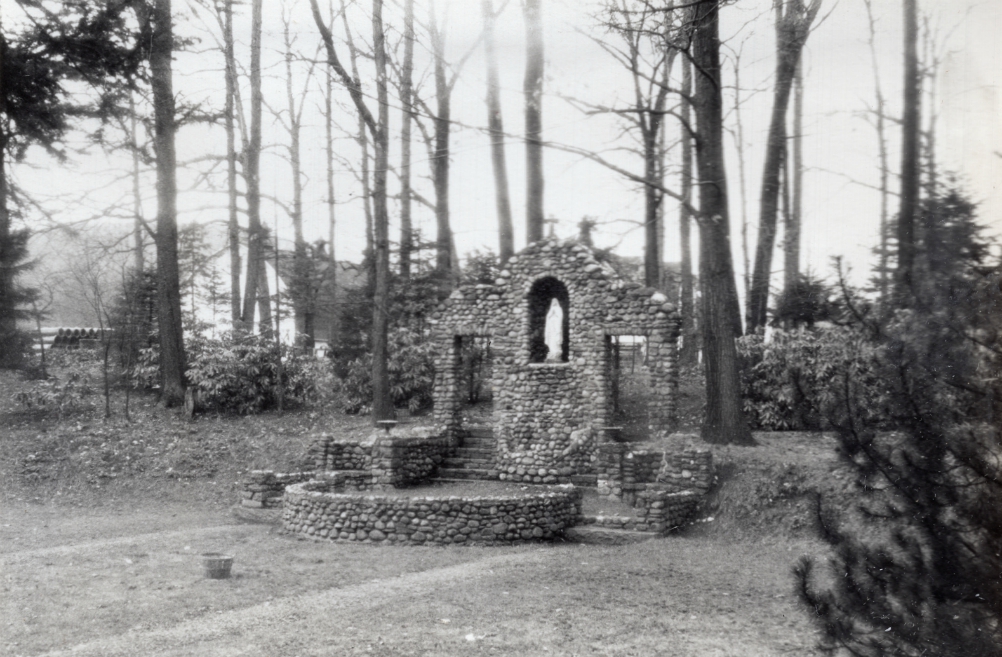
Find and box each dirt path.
[12,531,822,657]
[36,549,552,657]
[2,524,245,560]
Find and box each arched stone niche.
[527,276,569,362]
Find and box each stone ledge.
[282,481,583,546]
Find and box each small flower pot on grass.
[202,553,233,579]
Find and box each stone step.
[231,504,283,524]
[436,467,496,480]
[448,448,494,458]
[563,525,659,545]
[583,514,647,531]
[569,474,598,486]
[444,455,495,465]
[465,423,493,431]
[461,447,496,456]
[454,447,495,459]
[442,460,495,470]
[462,437,496,446]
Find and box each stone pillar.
[432,335,464,442]
[646,328,679,437]
[596,441,628,499]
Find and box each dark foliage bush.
[135,333,339,414]
[339,326,435,415]
[771,274,838,328]
[330,264,443,415]
[736,326,882,431]
[796,185,1002,656]
[0,227,37,369]
[13,350,99,418]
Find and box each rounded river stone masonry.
[430,238,682,483]
[282,478,585,545]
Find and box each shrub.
[737,326,883,431]
[771,274,837,328]
[13,352,97,418]
[135,332,341,414]
[283,351,342,408]
[184,333,282,414]
[339,326,436,415]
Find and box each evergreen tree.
[797,185,1002,656]
[0,1,142,368]
[0,226,34,367]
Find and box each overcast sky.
[13,0,1002,296]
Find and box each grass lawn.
[0,369,836,656]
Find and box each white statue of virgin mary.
[544,298,564,361]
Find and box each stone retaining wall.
[596,442,713,499]
[629,450,663,483]
[282,480,584,545]
[592,442,712,531]
[657,449,714,494]
[380,435,449,487]
[241,471,313,508]
[241,431,449,508]
[301,431,450,488]
[584,489,701,533]
[304,438,372,471]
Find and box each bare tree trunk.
[257,238,272,333]
[360,115,374,280]
[691,0,752,445]
[399,0,415,280]
[324,29,338,348]
[678,55,697,367]
[863,0,890,303]
[430,3,453,280]
[150,0,186,407]
[482,0,514,263]
[0,33,14,365]
[223,0,241,326]
[919,14,939,202]
[311,0,391,421]
[30,298,46,378]
[732,57,751,302]
[656,111,666,287]
[784,63,803,294]
[898,0,920,300]
[747,0,820,332]
[642,45,670,289]
[283,16,314,349]
[523,0,545,243]
[128,94,145,273]
[273,214,284,413]
[340,6,375,284]
[241,0,267,329]
[370,0,393,422]
[643,127,661,288]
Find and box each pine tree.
[0,2,142,368]
[797,185,1002,656]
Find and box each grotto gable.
[430,238,681,484]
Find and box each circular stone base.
[282,479,583,545]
